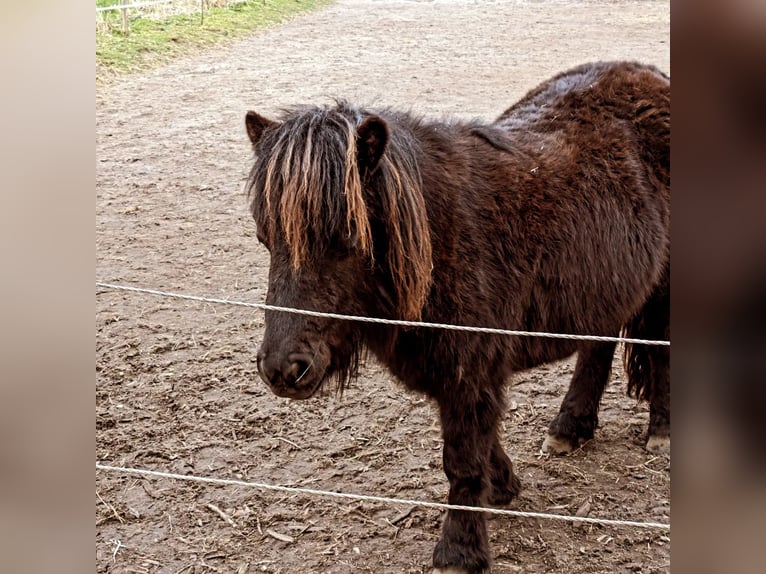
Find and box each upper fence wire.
[96,282,670,346]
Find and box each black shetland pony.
[244,61,670,573]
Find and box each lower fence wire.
[96,463,671,531]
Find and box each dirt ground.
[96,1,671,572]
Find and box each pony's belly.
[509,338,579,371]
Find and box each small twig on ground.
[296,521,315,535]
[389,506,416,525]
[626,456,661,469]
[205,503,237,528]
[574,499,592,530]
[320,541,339,555]
[277,436,302,449]
[109,538,123,562]
[350,508,380,527]
[265,528,294,543]
[97,490,125,524]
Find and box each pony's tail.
[624,261,670,401]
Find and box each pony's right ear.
[245,111,276,146]
[356,116,389,174]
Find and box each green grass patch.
[96,0,332,81]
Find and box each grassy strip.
[96,0,332,81]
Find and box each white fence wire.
[96,463,671,531]
[97,0,247,15]
[97,0,175,13]
[96,0,251,33]
[96,282,670,346]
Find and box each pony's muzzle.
[256,349,320,399]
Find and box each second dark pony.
[244,61,670,573]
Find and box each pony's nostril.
[258,350,314,388]
[285,353,314,385]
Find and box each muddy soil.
[96,1,670,572]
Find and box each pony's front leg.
[432,388,501,574]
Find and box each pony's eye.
[327,236,352,256]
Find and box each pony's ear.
[356,116,389,174]
[245,111,276,146]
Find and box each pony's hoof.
[542,434,575,455]
[433,534,490,574]
[646,434,670,453]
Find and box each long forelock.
[247,102,434,321]
[250,104,372,268]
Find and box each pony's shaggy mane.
[247,101,433,320]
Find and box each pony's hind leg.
[542,341,617,454]
[645,349,670,452]
[625,262,670,453]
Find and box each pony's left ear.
[245,111,276,146]
[356,116,389,174]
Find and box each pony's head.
[244,102,432,399]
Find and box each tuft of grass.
[96,0,332,81]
